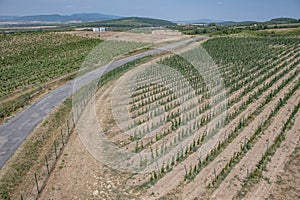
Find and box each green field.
[0,32,150,123]
[0,32,100,97]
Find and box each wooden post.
[76,106,79,120]
[54,141,58,159]
[61,129,64,146]
[34,173,39,193]
[214,168,217,179]
[247,168,249,178]
[45,155,49,174]
[67,120,70,136]
[72,112,75,127]
[184,165,188,177]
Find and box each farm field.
[0,32,150,124]
[38,36,300,199]
[65,30,190,45]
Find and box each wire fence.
[19,100,88,199]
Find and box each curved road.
[0,36,207,169]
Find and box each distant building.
[92,27,106,32]
[191,23,207,26]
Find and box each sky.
[0,0,299,21]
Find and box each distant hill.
[177,17,300,26]
[0,13,121,23]
[218,18,300,26]
[176,18,225,24]
[86,17,177,28]
[218,21,257,26]
[176,19,257,26]
[269,17,299,24]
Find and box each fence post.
[67,120,70,136]
[72,112,75,127]
[54,141,58,159]
[214,168,217,179]
[34,173,39,194]
[45,155,49,174]
[76,106,79,121]
[184,165,188,178]
[61,129,64,146]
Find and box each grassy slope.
[85,17,177,28]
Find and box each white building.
[92,27,106,32]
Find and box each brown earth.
[37,40,299,200]
[244,112,300,200]
[65,31,191,45]
[39,79,144,199]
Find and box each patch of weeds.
[263,176,271,184]
[275,175,283,185]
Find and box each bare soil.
[65,31,191,45]
[266,143,300,200]
[244,112,300,200]
[210,87,300,199]
[39,80,144,199]
[39,129,142,200]
[37,40,300,200]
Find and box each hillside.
[0,13,121,23]
[85,17,177,28]
[269,17,299,24]
[177,17,300,26]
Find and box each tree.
[208,22,216,27]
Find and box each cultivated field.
[66,30,190,45]
[39,36,300,199]
[0,32,150,124]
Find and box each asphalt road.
[0,36,207,169]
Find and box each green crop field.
[0,32,149,98]
[0,33,100,98]
[0,32,149,123]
